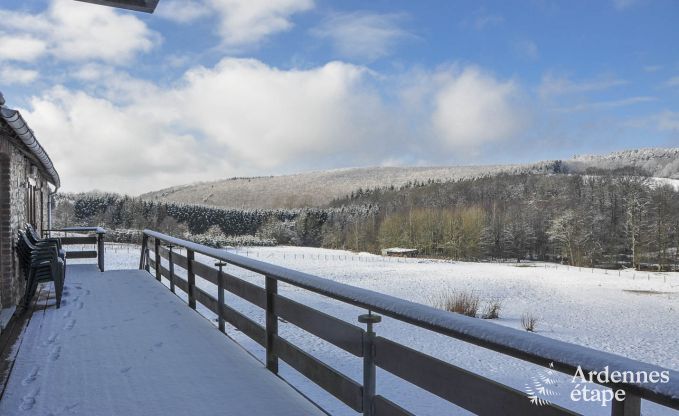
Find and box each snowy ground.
[1,265,324,416]
[76,243,679,415]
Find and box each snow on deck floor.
[0,264,324,416]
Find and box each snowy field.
[79,243,679,415]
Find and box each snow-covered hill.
[139,147,679,209]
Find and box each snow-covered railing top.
[143,229,679,411]
[55,226,106,234]
[51,227,107,271]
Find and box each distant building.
[381,247,418,257]
[0,92,60,316]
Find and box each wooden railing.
[139,230,679,416]
[48,227,106,271]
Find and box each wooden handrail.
[47,227,106,272]
[140,229,679,416]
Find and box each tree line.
[55,168,679,269]
[332,168,679,269]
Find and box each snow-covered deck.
[0,265,324,416]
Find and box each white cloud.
[0,0,159,64]
[539,74,627,97]
[431,67,526,149]
[552,96,656,112]
[0,34,47,62]
[0,66,39,84]
[613,0,641,10]
[22,59,528,194]
[312,12,411,61]
[643,65,662,72]
[655,111,679,132]
[156,0,211,23]
[462,9,504,31]
[667,76,679,88]
[157,0,313,48]
[514,39,539,60]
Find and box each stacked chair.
[16,225,66,310]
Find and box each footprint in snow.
[120,367,132,374]
[64,319,76,330]
[22,367,39,385]
[43,334,58,346]
[49,346,61,361]
[77,302,84,310]
[19,388,39,411]
[62,311,72,319]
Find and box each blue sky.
[0,0,677,194]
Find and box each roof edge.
[1,107,60,189]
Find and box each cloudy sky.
[0,0,677,194]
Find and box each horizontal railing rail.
[140,229,679,416]
[47,227,106,272]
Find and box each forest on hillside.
[55,168,679,270]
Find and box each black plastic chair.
[17,231,65,310]
[25,224,66,263]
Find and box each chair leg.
[54,267,64,309]
[23,269,38,311]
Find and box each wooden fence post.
[216,261,227,332]
[97,231,105,272]
[154,238,161,282]
[167,244,175,293]
[359,311,381,416]
[611,393,641,416]
[265,276,278,374]
[187,249,196,309]
[139,234,148,270]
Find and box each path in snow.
[0,264,324,416]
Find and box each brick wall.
[0,136,52,310]
[0,151,11,309]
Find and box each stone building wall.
[0,133,52,310]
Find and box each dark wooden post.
[96,230,105,272]
[144,246,150,273]
[359,311,381,416]
[215,261,227,332]
[139,233,148,270]
[611,393,641,416]
[154,238,161,282]
[187,249,196,309]
[167,244,175,293]
[265,276,278,374]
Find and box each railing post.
[154,238,161,282]
[167,244,175,293]
[611,393,641,416]
[139,233,148,270]
[97,231,105,272]
[265,276,278,374]
[359,311,381,416]
[215,261,227,332]
[144,246,150,273]
[187,249,196,309]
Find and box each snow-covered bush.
[432,290,480,317]
[481,299,502,319]
[521,312,538,332]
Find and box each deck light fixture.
[74,0,160,13]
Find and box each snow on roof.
[0,102,60,189]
